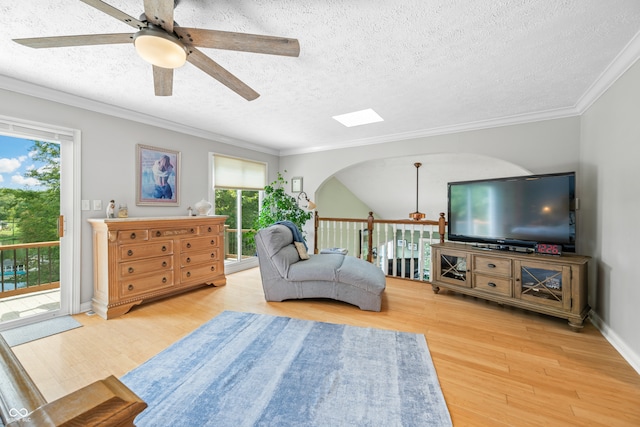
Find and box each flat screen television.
[447,172,576,252]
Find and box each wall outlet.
[81,200,90,211]
[93,200,102,211]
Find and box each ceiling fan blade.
[144,0,175,32]
[187,48,259,101]
[79,0,145,29]
[13,33,133,49]
[153,66,173,96]
[176,28,300,57]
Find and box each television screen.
[447,172,576,252]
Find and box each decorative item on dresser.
[430,242,590,331]
[88,216,227,319]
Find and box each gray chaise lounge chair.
[254,224,386,311]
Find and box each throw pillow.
[294,241,310,260]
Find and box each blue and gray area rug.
[121,311,452,426]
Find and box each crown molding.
[279,107,580,156]
[0,75,279,156]
[575,29,640,113]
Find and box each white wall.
[317,177,374,219]
[580,59,640,371]
[0,88,279,307]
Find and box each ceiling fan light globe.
[133,29,187,69]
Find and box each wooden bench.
[0,334,146,426]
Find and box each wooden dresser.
[88,216,227,319]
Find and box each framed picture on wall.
[291,176,303,193]
[136,144,181,206]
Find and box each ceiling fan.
[12,0,300,100]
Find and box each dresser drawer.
[117,229,149,243]
[474,256,511,276]
[473,274,511,296]
[121,271,175,297]
[181,236,219,252]
[150,227,198,239]
[181,249,219,267]
[119,241,173,261]
[119,256,173,278]
[181,262,223,283]
[198,224,223,236]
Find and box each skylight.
[332,108,384,127]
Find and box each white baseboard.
[225,258,259,274]
[589,311,640,375]
[79,301,93,313]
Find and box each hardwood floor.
[12,267,640,426]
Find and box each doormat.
[1,316,82,346]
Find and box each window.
[212,155,266,266]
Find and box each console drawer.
[150,227,197,239]
[119,241,173,261]
[474,256,511,276]
[121,271,174,297]
[119,256,173,278]
[117,229,149,243]
[181,249,219,267]
[198,224,223,236]
[473,274,511,296]
[181,262,223,283]
[181,236,219,252]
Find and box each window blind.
[213,155,266,190]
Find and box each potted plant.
[254,171,312,238]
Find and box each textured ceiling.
[1,0,640,155]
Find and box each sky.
[0,134,47,190]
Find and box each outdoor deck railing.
[0,241,60,298]
[314,212,447,282]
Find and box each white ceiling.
[1,0,640,156]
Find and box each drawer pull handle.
[162,277,167,283]
[210,239,215,245]
[127,250,133,256]
[156,231,162,237]
[128,284,134,291]
[130,232,136,239]
[488,282,497,287]
[487,263,496,268]
[162,261,167,267]
[190,228,195,233]
[208,227,212,232]
[210,266,216,271]
[186,272,191,277]
[128,267,134,273]
[210,253,215,258]
[186,257,191,263]
[187,243,191,248]
[162,246,167,252]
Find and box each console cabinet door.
[514,260,571,310]
[434,248,471,288]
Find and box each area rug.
[121,311,452,426]
[0,316,82,347]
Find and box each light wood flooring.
[11,268,640,426]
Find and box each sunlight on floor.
[0,289,60,322]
